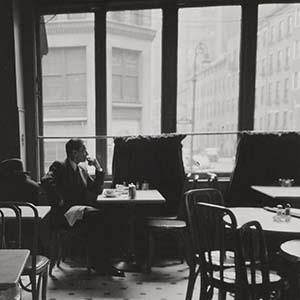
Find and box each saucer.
[104,193,116,198]
[103,188,116,197]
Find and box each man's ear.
[71,149,77,160]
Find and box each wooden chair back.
[237,221,272,299]
[0,202,42,300]
[0,203,22,249]
[195,202,237,278]
[185,188,225,252]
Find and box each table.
[280,240,300,262]
[229,207,300,234]
[280,240,300,299]
[251,185,300,208]
[97,190,165,272]
[0,206,50,220]
[0,249,29,290]
[97,189,165,204]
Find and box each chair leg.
[30,273,38,300]
[200,272,213,300]
[218,289,226,300]
[86,245,91,272]
[42,267,49,300]
[185,264,198,300]
[146,229,155,272]
[178,230,186,265]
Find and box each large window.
[42,13,95,172]
[38,2,300,177]
[177,6,241,173]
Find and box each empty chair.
[145,173,218,272]
[237,221,288,299]
[184,188,232,300]
[191,202,288,300]
[0,202,49,300]
[144,173,196,272]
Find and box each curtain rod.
[37,130,300,140]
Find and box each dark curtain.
[226,132,300,207]
[112,134,186,216]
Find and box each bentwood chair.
[0,202,49,300]
[193,203,288,300]
[145,173,219,272]
[144,173,196,272]
[237,221,288,300]
[184,188,235,300]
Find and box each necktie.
[75,166,84,187]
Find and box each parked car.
[204,147,219,162]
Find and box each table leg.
[114,204,142,272]
[286,264,300,300]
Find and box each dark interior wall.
[0,0,20,161]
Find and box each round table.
[280,240,300,262]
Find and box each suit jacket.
[41,159,104,227]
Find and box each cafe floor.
[21,258,227,300]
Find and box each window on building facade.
[287,15,293,34]
[284,77,289,100]
[285,46,291,68]
[294,71,299,89]
[277,50,282,72]
[255,4,300,132]
[296,8,300,26]
[278,20,284,40]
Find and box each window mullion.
[238,1,258,131]
[161,4,178,133]
[95,8,108,172]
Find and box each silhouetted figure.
[0,158,39,204]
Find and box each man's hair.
[65,139,84,158]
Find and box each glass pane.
[255,4,300,131]
[107,9,162,173]
[182,133,237,173]
[177,6,241,173]
[42,13,95,172]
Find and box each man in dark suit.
[41,138,124,277]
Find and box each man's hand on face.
[87,157,103,172]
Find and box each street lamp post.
[190,42,209,170]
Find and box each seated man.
[41,138,124,277]
[0,158,39,204]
